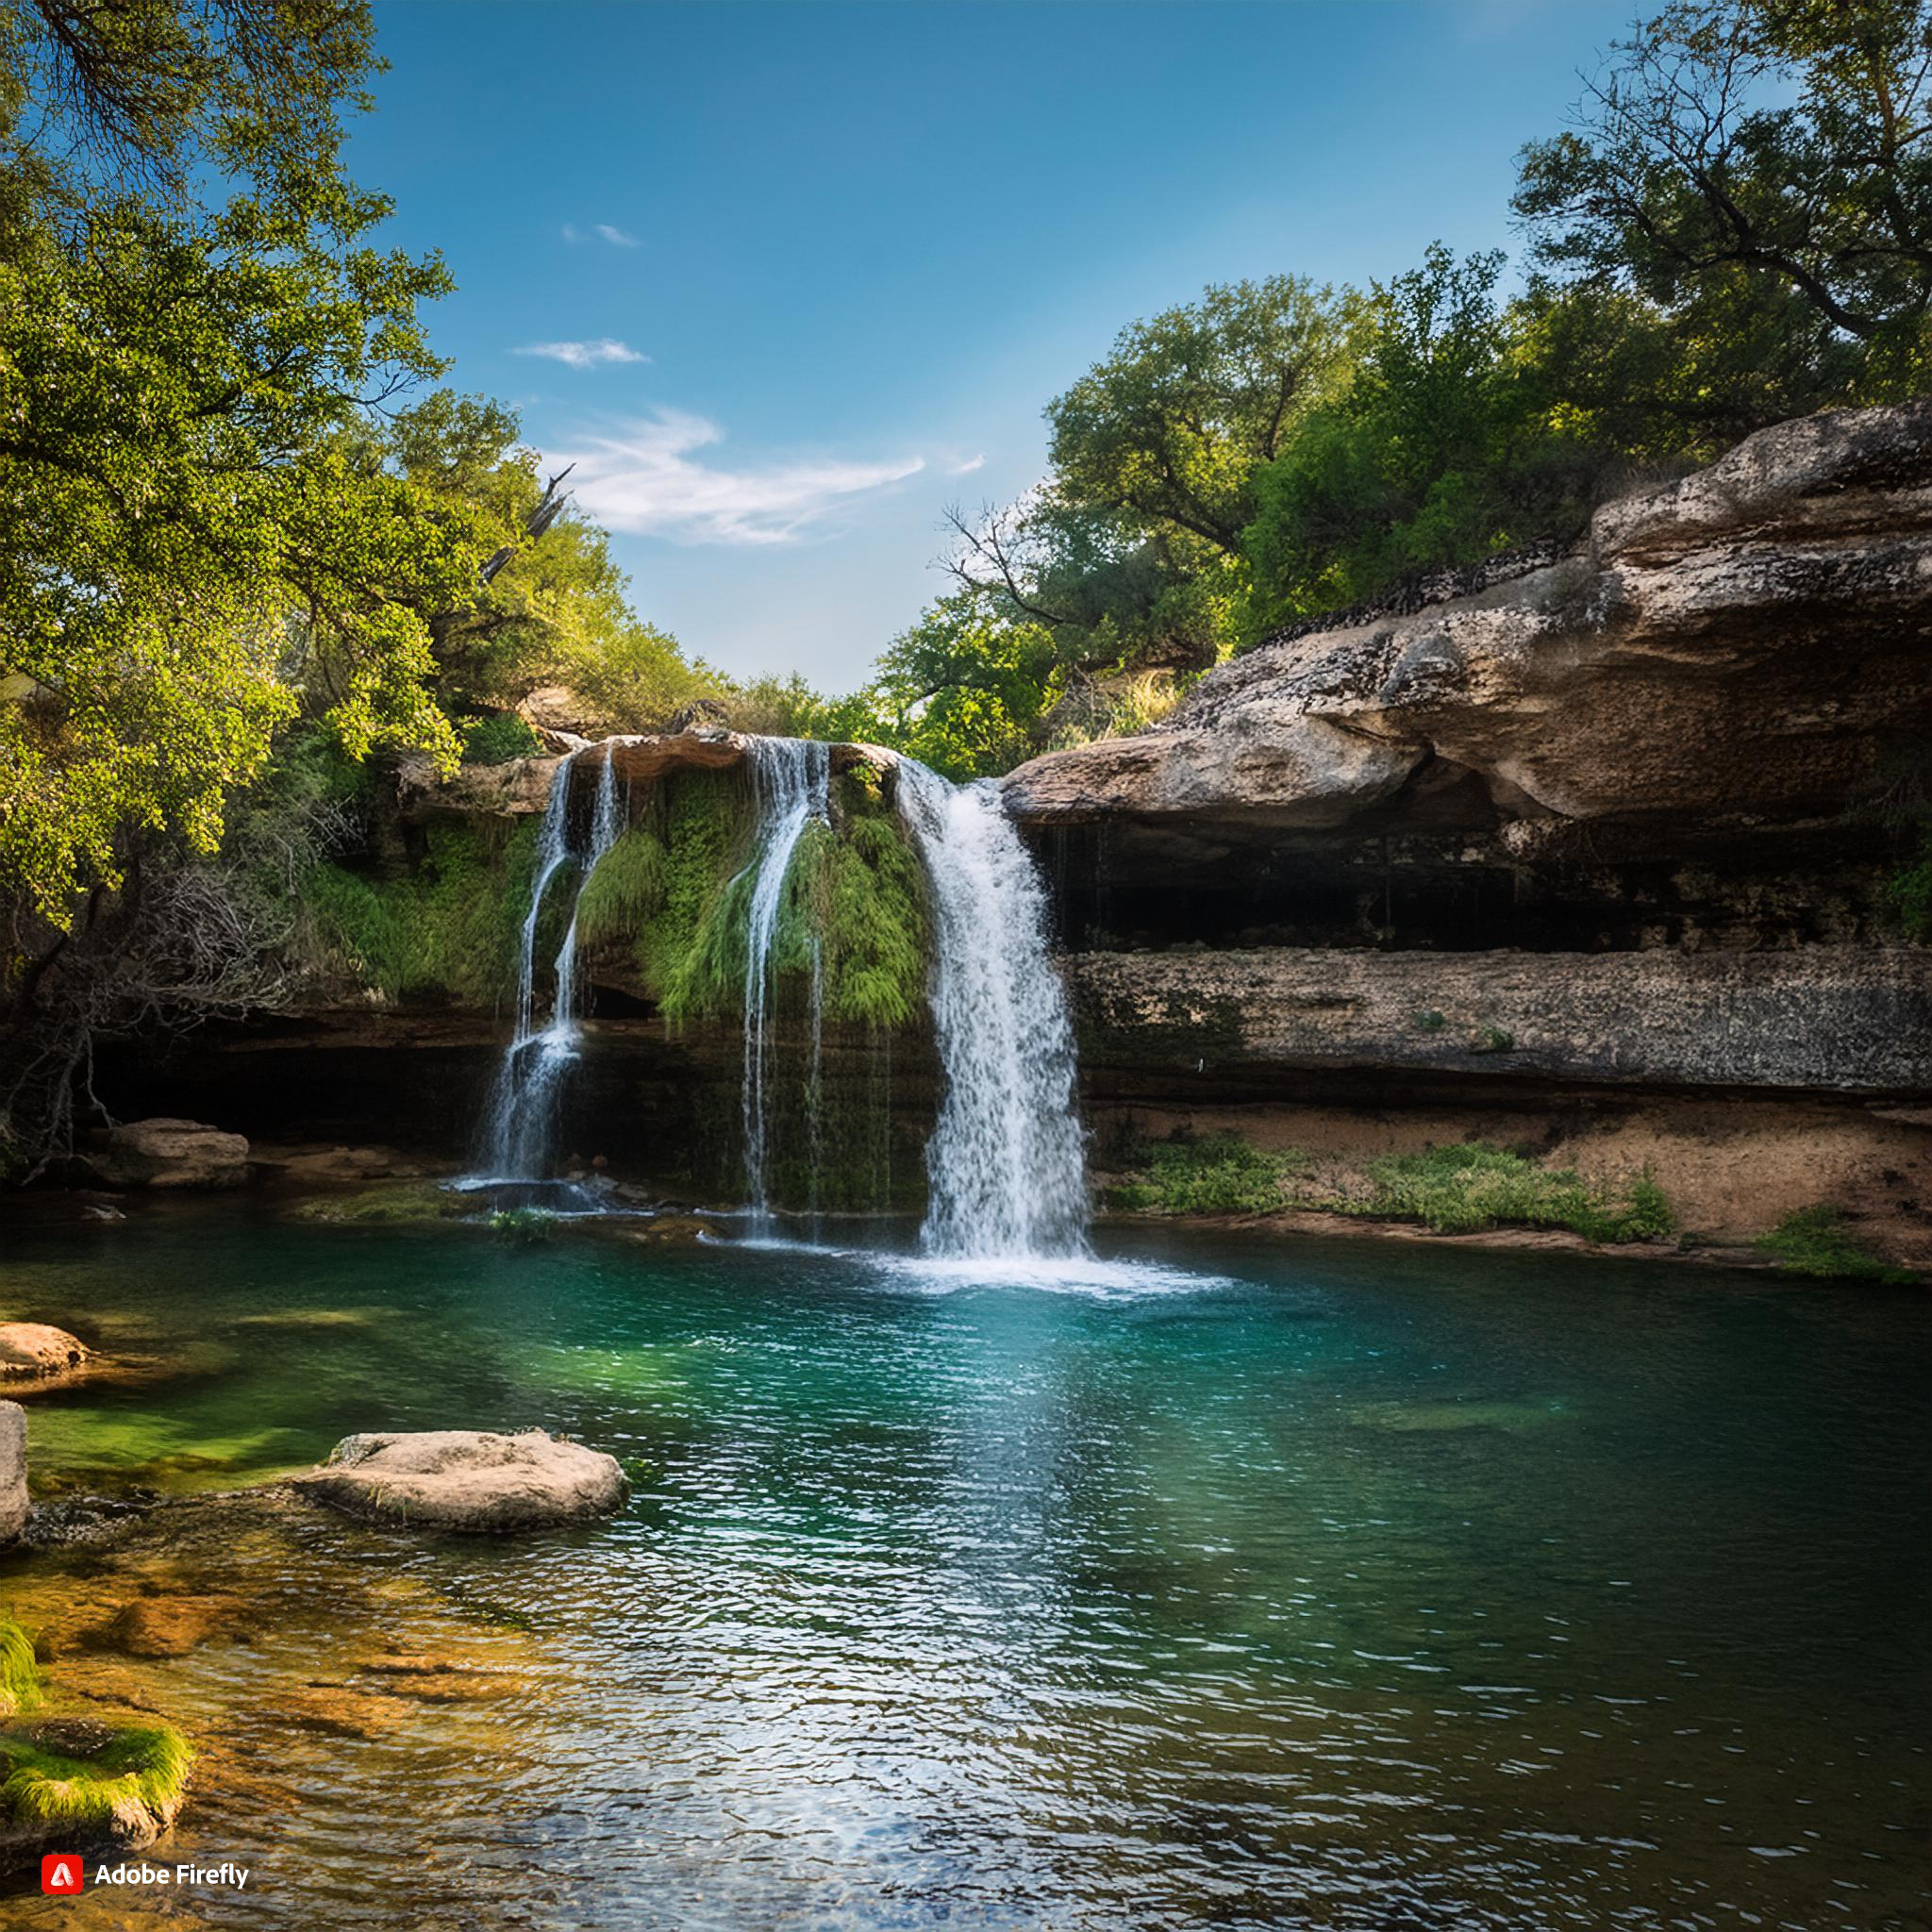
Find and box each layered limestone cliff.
[1007,400,1932,1127]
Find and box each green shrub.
[577,765,929,1028]
[1344,1142,1674,1241]
[1756,1208,1916,1284]
[1415,1009,1447,1033]
[1886,825,1932,941]
[461,713,543,765]
[1105,1131,1305,1216]
[306,820,541,1007]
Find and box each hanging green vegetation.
[575,764,929,1028]
[305,820,544,1007]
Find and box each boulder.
[0,1323,86,1383]
[0,1405,24,1542]
[90,1118,249,1191]
[291,1428,627,1532]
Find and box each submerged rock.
[0,1322,87,1384]
[87,1117,250,1191]
[291,1428,628,1532]
[85,1590,258,1659]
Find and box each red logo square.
[42,1854,84,1894]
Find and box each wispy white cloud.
[552,408,924,545]
[515,338,649,370]
[561,221,641,248]
[949,452,988,475]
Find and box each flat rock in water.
[0,1322,87,1382]
[291,1428,628,1532]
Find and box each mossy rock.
[0,1618,194,1870]
[287,1180,464,1226]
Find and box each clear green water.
[3,1203,1928,1930]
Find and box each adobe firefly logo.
[42,1853,84,1894]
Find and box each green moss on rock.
[0,1618,194,1864]
[577,764,929,1029]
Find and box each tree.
[1045,275,1357,558]
[1514,0,1932,396]
[872,591,1061,779]
[0,0,468,921]
[1241,247,1626,630]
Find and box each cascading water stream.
[476,743,625,1181]
[894,758,1090,1260]
[738,737,830,1233]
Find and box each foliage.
[0,0,463,922]
[1513,0,1932,400]
[461,713,543,766]
[1047,275,1357,559]
[575,766,930,1027]
[1755,1206,1917,1282]
[305,822,539,1007]
[871,591,1062,780]
[1241,247,1624,629]
[1341,1142,1675,1241]
[1886,824,1932,939]
[559,618,720,735]
[775,781,930,1027]
[1104,1130,1306,1216]
[0,1619,39,1721]
[489,1207,556,1244]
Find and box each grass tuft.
[1105,1132,1306,1216]
[0,1617,193,1837]
[0,1621,42,1722]
[1344,1142,1674,1241]
[1756,1207,1917,1284]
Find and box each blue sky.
[354,0,1638,689]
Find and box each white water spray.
[895,758,1090,1260]
[739,737,830,1230]
[477,744,625,1179]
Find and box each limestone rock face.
[397,731,901,821]
[1005,400,1932,853]
[1070,944,1932,1095]
[0,1323,87,1384]
[0,1404,26,1542]
[291,1427,628,1532]
[89,1117,249,1190]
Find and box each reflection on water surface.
[4,1205,1928,1930]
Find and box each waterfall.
[895,758,1090,1260]
[477,744,625,1180]
[739,736,830,1231]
